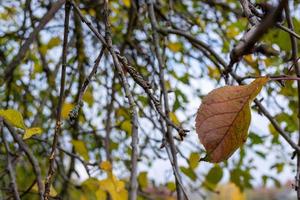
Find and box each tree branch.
[4,121,44,199]
[44,1,71,199]
[285,2,300,198]
[0,119,20,200]
[147,1,190,199]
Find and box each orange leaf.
[195,78,268,162]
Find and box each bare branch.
[44,1,71,199]
[239,0,259,26]
[285,2,300,198]
[147,1,190,199]
[0,119,20,200]
[4,121,44,199]
[230,0,288,64]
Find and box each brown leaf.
[195,78,269,162]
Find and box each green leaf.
[82,178,100,192]
[81,178,100,200]
[178,73,190,84]
[180,166,197,181]
[166,182,176,191]
[138,171,148,189]
[204,165,223,190]
[189,152,200,169]
[0,109,26,129]
[271,162,284,173]
[270,176,281,188]
[23,127,42,139]
[230,168,253,191]
[248,132,263,145]
[71,140,89,161]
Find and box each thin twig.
[249,3,300,40]
[117,57,189,138]
[102,1,139,199]
[4,121,44,199]
[147,1,190,199]
[0,119,20,200]
[70,0,108,47]
[239,0,259,26]
[71,1,141,198]
[44,1,71,199]
[69,48,104,123]
[229,0,288,70]
[285,2,300,198]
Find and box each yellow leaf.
[166,198,176,200]
[32,182,57,197]
[99,176,128,200]
[82,88,94,107]
[226,26,239,39]
[243,55,257,68]
[39,45,48,56]
[50,185,58,197]
[0,109,26,129]
[169,112,180,126]
[47,37,61,49]
[71,140,89,161]
[88,9,96,17]
[115,107,130,119]
[167,42,182,52]
[196,17,206,30]
[120,120,132,134]
[100,161,112,171]
[211,182,246,200]
[195,77,269,162]
[23,127,42,139]
[99,178,114,193]
[114,178,125,192]
[208,66,220,79]
[34,62,43,73]
[122,0,131,7]
[96,189,107,199]
[80,196,88,200]
[263,58,272,67]
[61,103,74,119]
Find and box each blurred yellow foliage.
[211,182,246,200]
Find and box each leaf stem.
[241,75,300,82]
